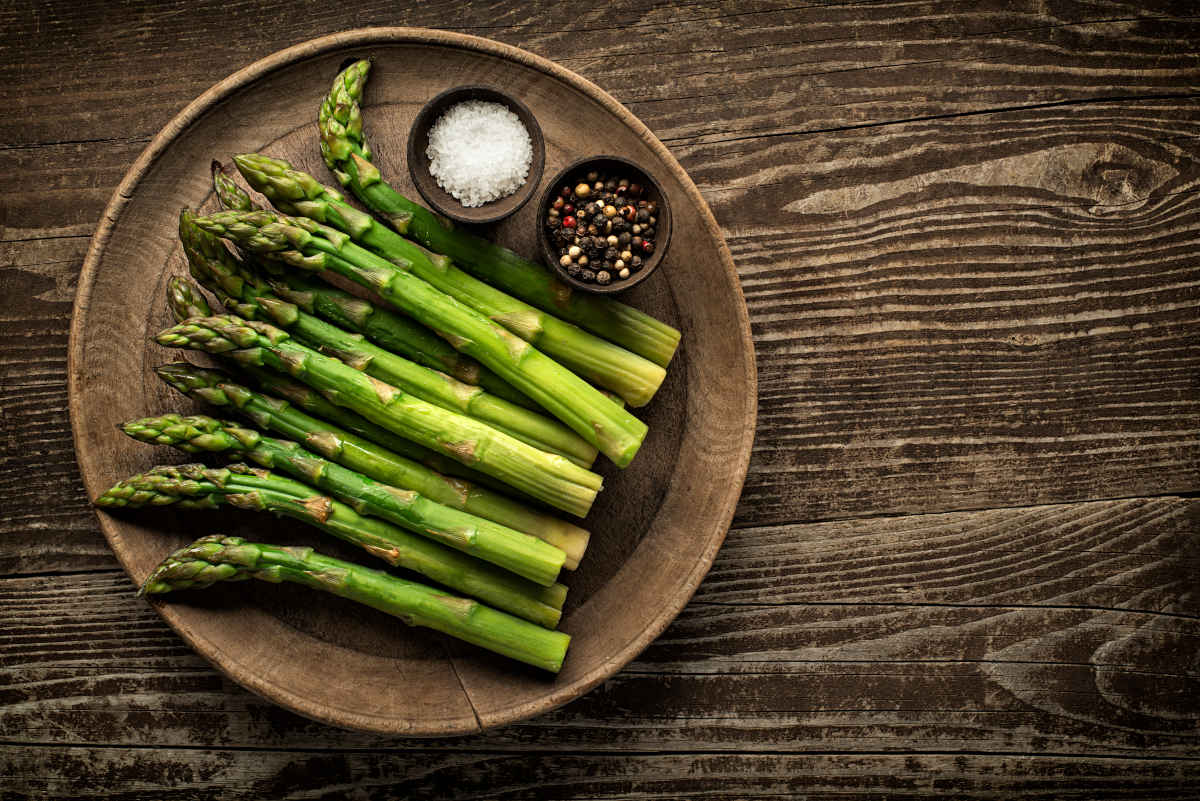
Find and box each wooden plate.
[68,28,756,735]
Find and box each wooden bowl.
[407,85,545,225]
[68,28,756,736]
[538,155,672,294]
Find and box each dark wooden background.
[3,1,1199,798]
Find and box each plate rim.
[67,26,757,735]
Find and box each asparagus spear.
[123,414,565,586]
[167,276,213,319]
[190,211,647,468]
[155,363,588,568]
[319,60,680,368]
[179,213,597,468]
[98,465,564,627]
[155,314,603,516]
[161,281,506,493]
[140,534,569,672]
[236,153,666,408]
[212,160,253,212]
[210,163,538,410]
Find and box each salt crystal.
[426,100,532,208]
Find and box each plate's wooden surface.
[67,29,755,735]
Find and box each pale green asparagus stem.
[155,362,589,568]
[98,465,565,627]
[190,210,647,468]
[178,212,597,467]
[122,414,566,586]
[155,314,603,517]
[236,153,666,407]
[140,534,569,671]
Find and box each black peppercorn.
[605,247,618,261]
[631,255,643,269]
[631,236,643,248]
[636,208,650,223]
[580,269,595,281]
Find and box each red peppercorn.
[642,239,655,254]
[562,215,577,228]
[620,205,636,221]
[560,186,572,198]
[563,204,575,215]
[552,197,564,210]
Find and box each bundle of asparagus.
[95,59,684,673]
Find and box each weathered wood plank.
[4,746,1200,801]
[4,498,1197,765]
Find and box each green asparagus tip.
[212,160,257,212]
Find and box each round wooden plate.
[68,28,756,735]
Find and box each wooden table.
[4,2,1198,797]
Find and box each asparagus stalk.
[319,60,680,368]
[236,153,666,407]
[123,414,565,586]
[210,164,538,410]
[155,363,588,568]
[179,213,597,468]
[190,210,647,468]
[267,270,538,409]
[140,534,569,672]
[98,465,565,627]
[161,283,503,492]
[155,314,603,516]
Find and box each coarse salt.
[426,100,532,208]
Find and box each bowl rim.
[406,83,546,225]
[538,154,672,294]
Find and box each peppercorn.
[562,215,576,229]
[568,245,581,258]
[563,204,574,215]
[575,183,591,197]
[593,181,603,192]
[636,208,650,223]
[632,224,642,235]
[631,236,643,248]
[553,197,564,210]
[597,271,611,284]
[602,204,616,218]
[587,171,598,181]
[577,255,589,267]
[559,254,572,267]
[628,183,643,197]
[619,232,632,245]
[560,186,572,198]
[642,227,655,238]
[620,205,636,221]
[606,234,619,247]
[619,267,630,279]
[620,249,632,262]
[642,240,655,254]
[605,247,618,261]
[581,269,595,281]
[631,255,643,269]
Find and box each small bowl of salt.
[407,85,545,225]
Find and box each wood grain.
[4,499,1199,796]
[4,0,1200,795]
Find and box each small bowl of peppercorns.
[538,155,671,293]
